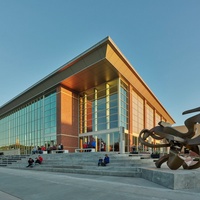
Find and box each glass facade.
[131,91,144,151]
[120,80,128,130]
[79,79,119,133]
[145,104,154,150]
[132,91,144,135]
[146,104,154,129]
[0,91,57,154]
[0,77,170,154]
[79,78,128,152]
[155,112,166,153]
[155,112,161,126]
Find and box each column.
[84,94,87,133]
[106,84,110,152]
[94,88,98,132]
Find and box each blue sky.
[0,0,200,126]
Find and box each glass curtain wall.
[155,112,166,153]
[120,80,128,152]
[79,79,119,134]
[0,91,57,154]
[79,78,129,152]
[120,80,128,130]
[145,104,154,151]
[131,91,144,151]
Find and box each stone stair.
[4,152,155,177]
[0,155,29,167]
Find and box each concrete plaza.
[0,168,200,200]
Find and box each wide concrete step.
[6,153,155,170]
[9,160,155,169]
[32,163,141,171]
[23,165,142,177]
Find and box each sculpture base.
[141,166,200,190]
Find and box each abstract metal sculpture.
[139,107,200,170]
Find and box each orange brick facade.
[56,86,79,152]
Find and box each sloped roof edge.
[0,36,111,109]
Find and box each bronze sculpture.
[139,107,200,170]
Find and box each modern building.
[0,37,175,155]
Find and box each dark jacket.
[104,156,110,164]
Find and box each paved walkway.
[0,168,200,200]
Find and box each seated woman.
[35,155,43,164]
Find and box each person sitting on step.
[35,155,43,164]
[104,154,110,165]
[98,157,105,166]
[26,158,34,168]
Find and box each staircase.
[2,152,155,178]
[0,155,29,167]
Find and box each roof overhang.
[0,36,175,124]
[0,37,119,116]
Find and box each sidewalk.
[0,191,21,200]
[0,167,200,200]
